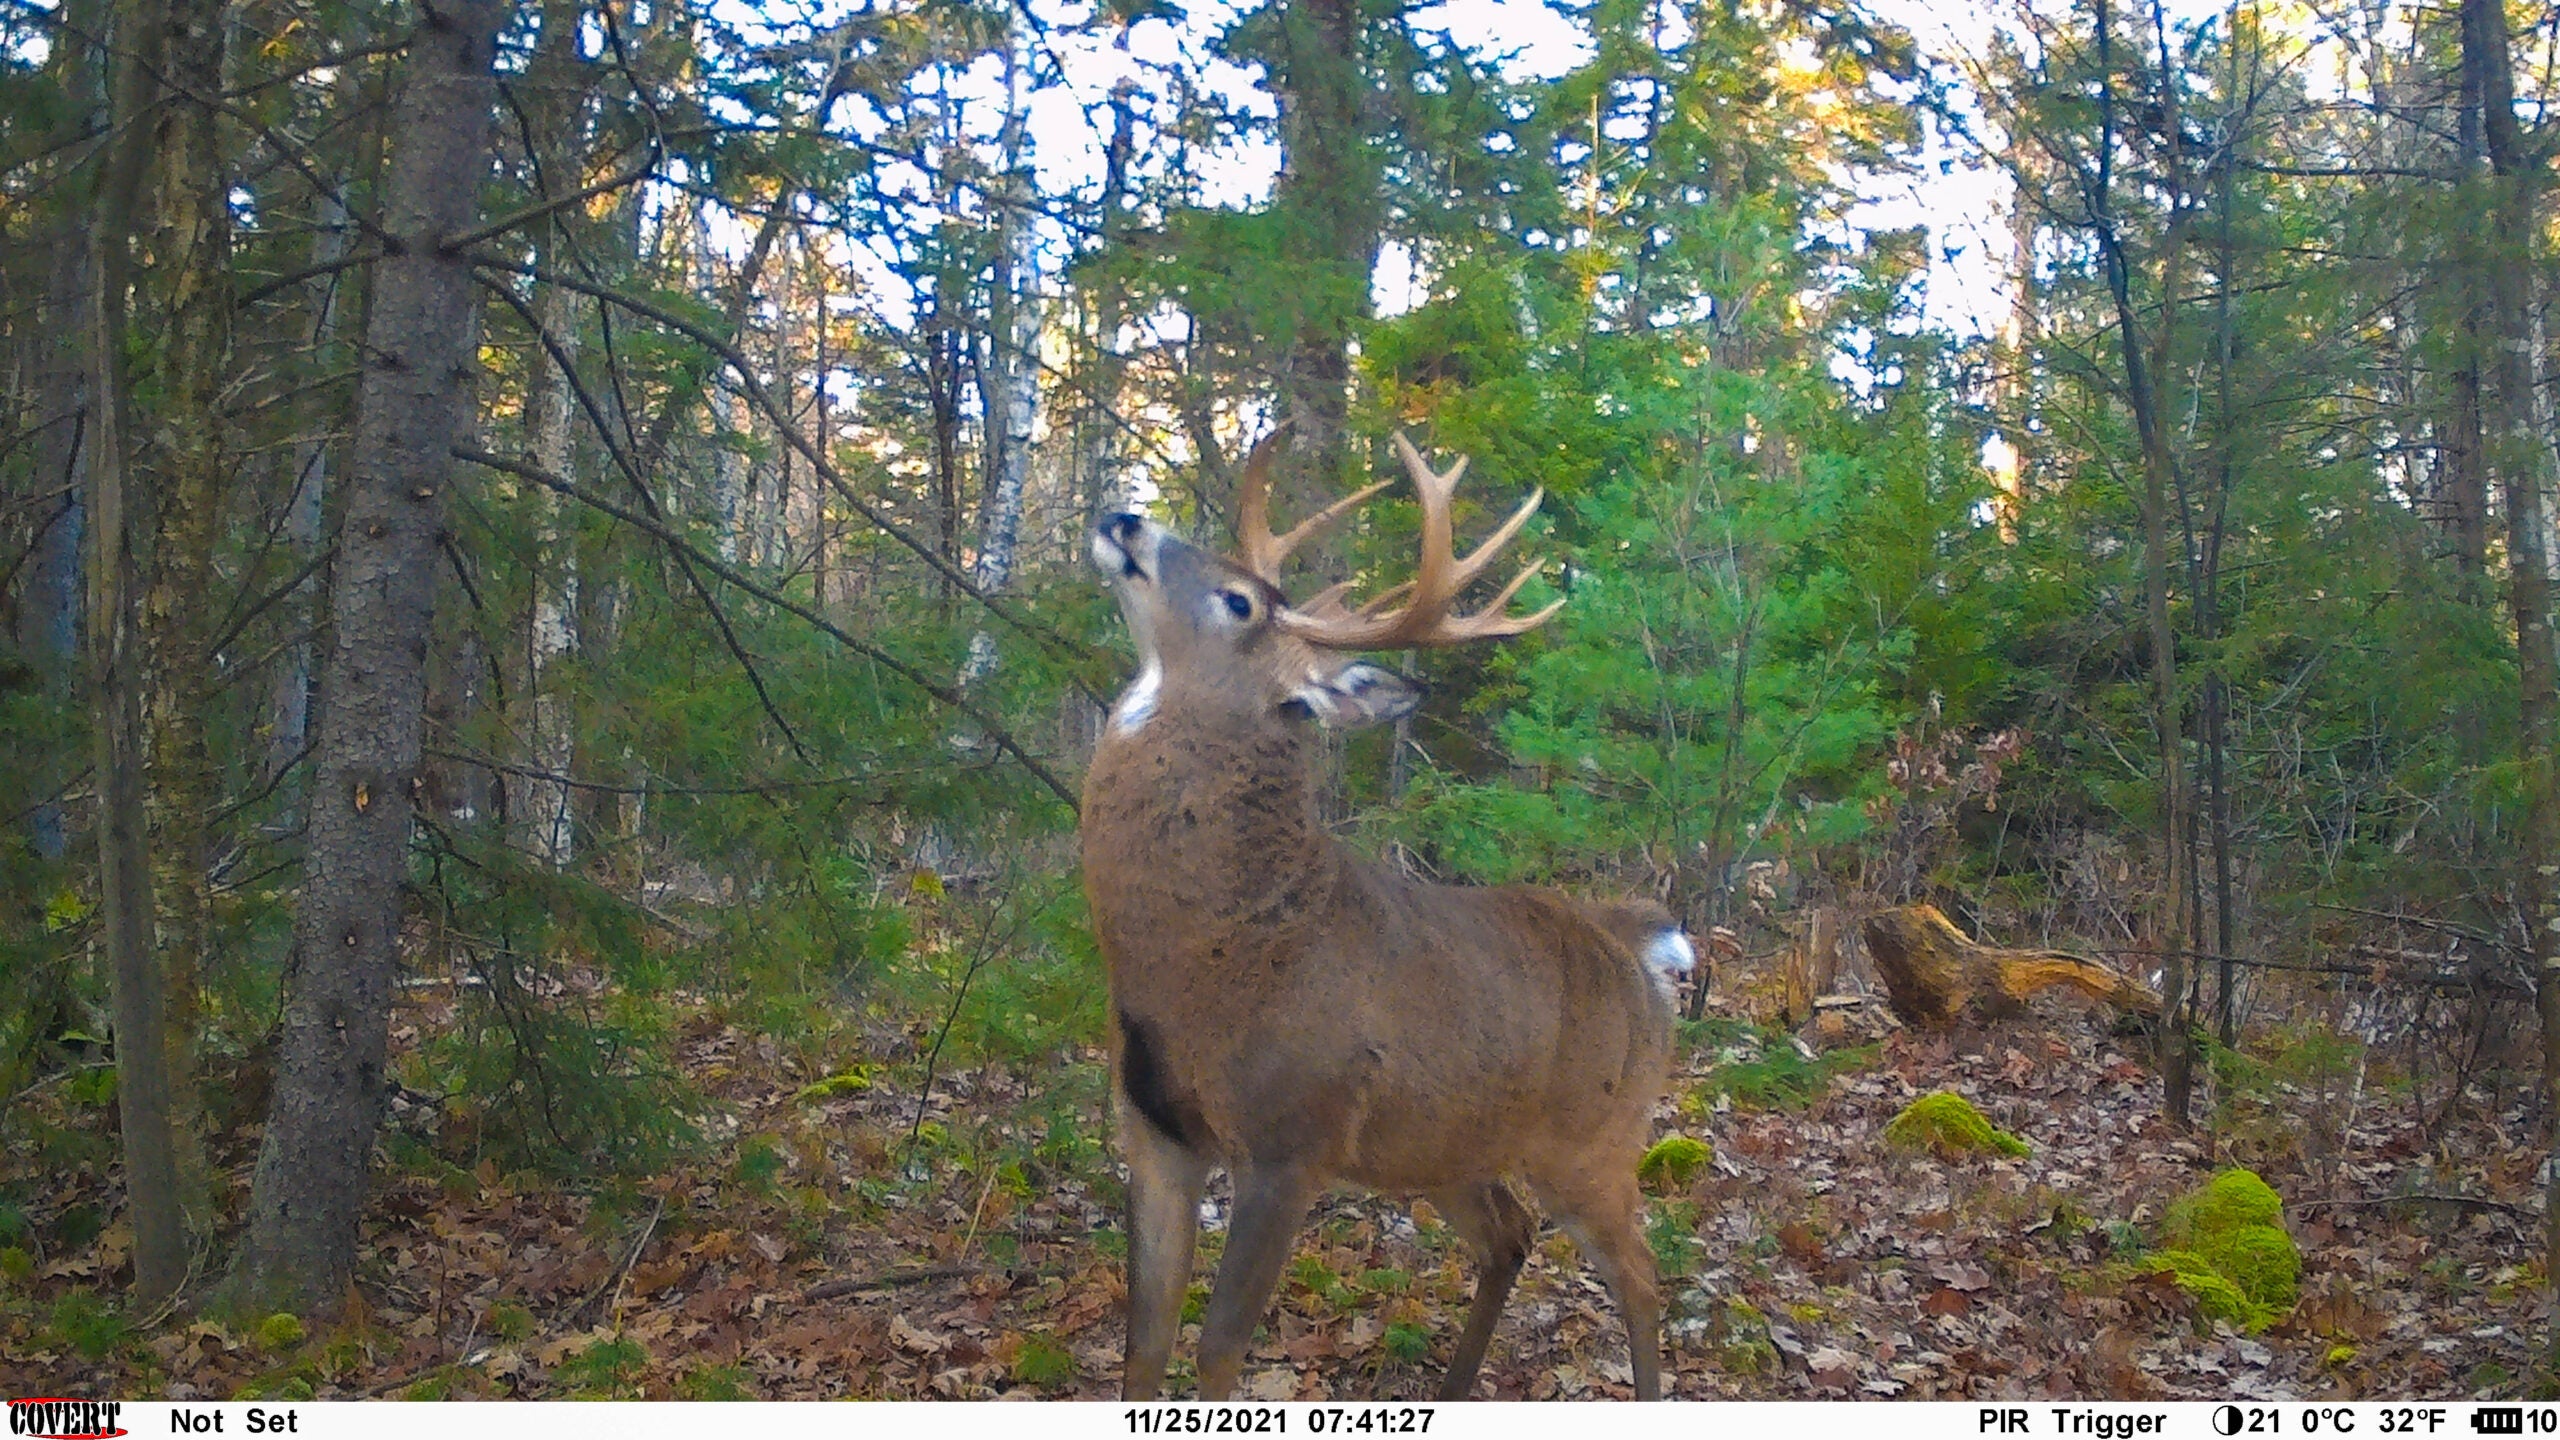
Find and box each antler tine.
[1233,431,1287,582]
[1446,561,1567,640]
[1234,429,1392,584]
[1277,433,1562,650]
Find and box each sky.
[1397,0,2018,339]
[771,0,2030,340]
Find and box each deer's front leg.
[1194,1161,1321,1400]
[1119,1094,1210,1400]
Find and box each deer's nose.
[1101,512,1144,544]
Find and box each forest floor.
[1,969,2546,1401]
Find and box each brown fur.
[1082,512,1675,1400]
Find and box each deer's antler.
[1272,432,1562,650]
[1234,429,1393,586]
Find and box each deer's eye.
[1220,590,1254,620]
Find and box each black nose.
[1102,512,1143,543]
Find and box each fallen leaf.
[1932,1260,1993,1291]
[889,1314,947,1356]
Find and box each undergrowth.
[1679,1017,1878,1111]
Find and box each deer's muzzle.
[1092,511,1164,583]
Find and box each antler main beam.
[1268,432,1563,650]
[1234,430,1391,585]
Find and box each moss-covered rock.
[2144,1168,2300,1331]
[1884,1091,2030,1158]
[2212,1225,2302,1310]
[255,1313,306,1353]
[2142,1249,2268,1330]
[1638,1135,1713,1193]
[2170,1168,2283,1237]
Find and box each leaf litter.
[0,983,2543,1400]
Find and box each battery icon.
[2476,1410,2525,1435]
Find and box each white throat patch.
[1641,929,1697,1000]
[1111,660,1164,735]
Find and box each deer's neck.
[1082,707,1346,967]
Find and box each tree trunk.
[136,0,234,1236]
[2206,26,2243,1046]
[2096,0,2195,1124]
[509,0,591,866]
[962,18,1037,689]
[521,278,581,867]
[266,185,352,791]
[230,0,507,1314]
[2457,0,2560,1359]
[86,0,189,1308]
[1265,0,1382,542]
[19,0,102,864]
[1863,904,2159,1030]
[929,325,964,616]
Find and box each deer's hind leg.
[1425,1180,1535,1399]
[1118,1094,1210,1400]
[1528,1167,1664,1400]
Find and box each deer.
[1081,432,1694,1401]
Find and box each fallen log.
[1860,904,2159,1029]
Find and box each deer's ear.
[1291,661,1421,730]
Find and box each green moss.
[2144,1168,2300,1331]
[1683,1018,1880,1110]
[1638,1135,1712,1193]
[2143,1249,2269,1330]
[2171,1168,2283,1237]
[1708,1298,1778,1375]
[1884,1091,2030,1158]
[792,1065,877,1103]
[2213,1225,2301,1310]
[256,1313,306,1352]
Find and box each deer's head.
[1089,433,1563,737]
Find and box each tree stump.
[1860,904,2158,1030]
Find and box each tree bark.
[18,0,104,865]
[512,0,593,867]
[2206,15,2244,1046]
[1262,0,1382,539]
[2457,0,2560,1349]
[266,184,353,792]
[230,0,507,1314]
[2096,0,2195,1124]
[521,276,581,866]
[2440,3,2492,588]
[1863,904,2159,1030]
[961,16,1037,689]
[86,0,189,1308]
[135,0,234,1236]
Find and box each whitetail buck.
[1082,433,1692,1400]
